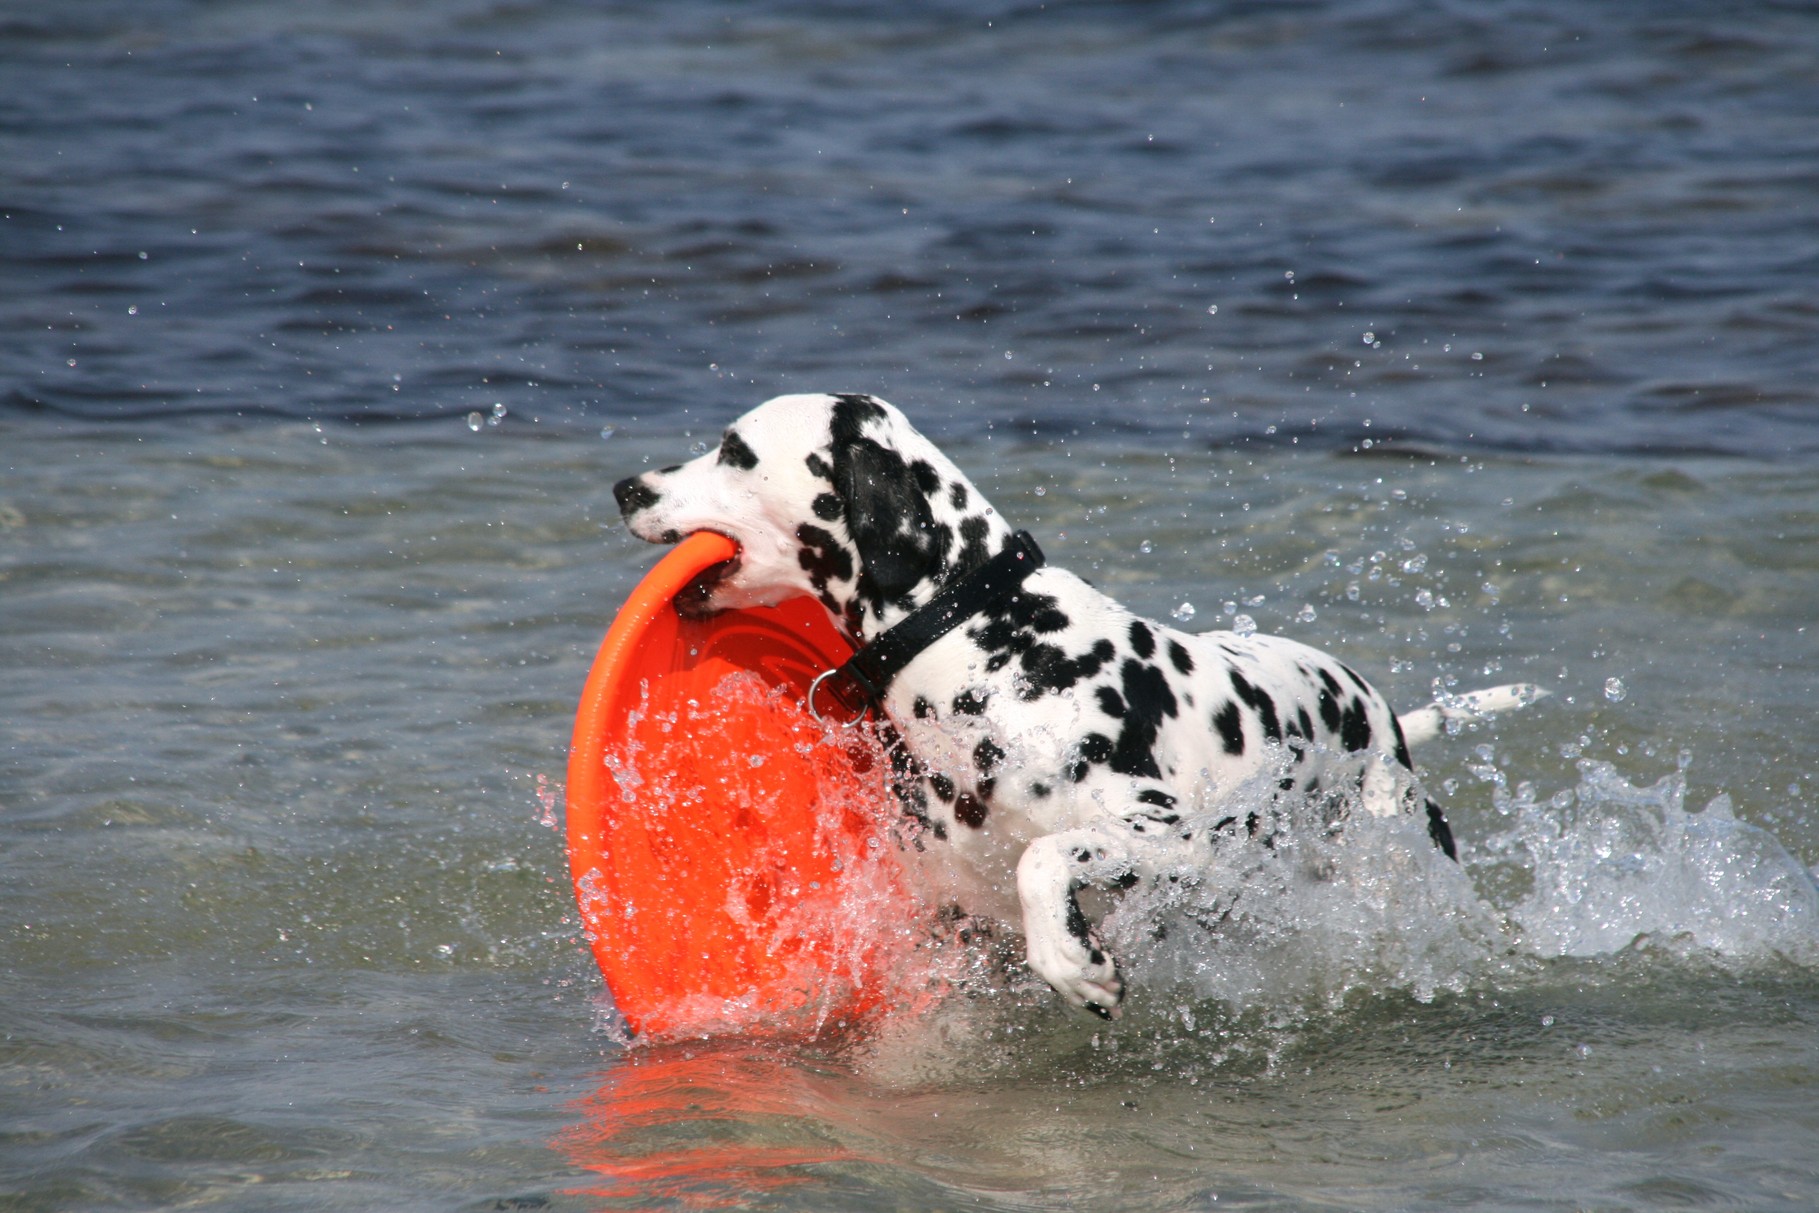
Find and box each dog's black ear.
[837,435,938,610]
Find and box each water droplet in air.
[466,411,484,432]
[1034,486,1047,497]
[1171,602,1196,622]
[1206,304,1218,315]
[599,424,617,441]
[1232,614,1257,637]
[1297,604,1318,623]
[1138,540,1153,554]
[690,440,710,455]
[1603,677,1626,703]
[1362,331,1376,345]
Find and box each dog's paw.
[1027,929,1125,1020]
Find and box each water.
[5,2,1819,1209]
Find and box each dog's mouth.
[673,549,739,619]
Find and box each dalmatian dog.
[613,393,1540,1019]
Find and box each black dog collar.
[808,530,1045,722]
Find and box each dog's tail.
[1398,683,1549,746]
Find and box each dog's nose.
[613,475,661,517]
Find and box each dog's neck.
[842,512,1020,643]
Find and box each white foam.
[1098,795,1502,1014]
[1066,755,1819,1024]
[1475,758,1819,967]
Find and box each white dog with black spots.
[614,392,1540,1018]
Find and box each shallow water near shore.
[5,420,1818,1210]
[6,0,1819,1207]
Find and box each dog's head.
[613,393,1011,636]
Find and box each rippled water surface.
[5,2,1819,1210]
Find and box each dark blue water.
[6,0,1817,456]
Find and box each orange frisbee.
[566,532,914,1038]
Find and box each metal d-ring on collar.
[806,530,1045,724]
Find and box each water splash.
[1475,758,1819,966]
[1064,754,1817,1033]
[534,772,558,830]
[1096,782,1501,1016]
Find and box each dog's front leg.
[1016,823,1146,1019]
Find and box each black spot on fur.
[1016,639,1114,699]
[1029,781,1051,799]
[971,594,1116,697]
[1129,620,1156,659]
[1136,788,1177,808]
[928,772,956,802]
[805,452,833,480]
[1230,671,1282,744]
[1318,686,1342,733]
[812,492,842,521]
[1168,640,1194,675]
[910,459,941,496]
[951,689,988,716]
[1105,660,1178,779]
[888,753,933,841]
[1022,593,1071,635]
[1096,686,1126,717]
[1213,700,1246,755]
[954,791,989,828]
[1064,889,1099,961]
[972,737,1005,777]
[954,515,992,577]
[794,523,854,594]
[716,429,759,470]
[912,696,935,720]
[1427,799,1458,860]
[1340,696,1373,752]
[1067,733,1115,782]
[1390,714,1415,769]
[830,392,887,423]
[949,481,969,511]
